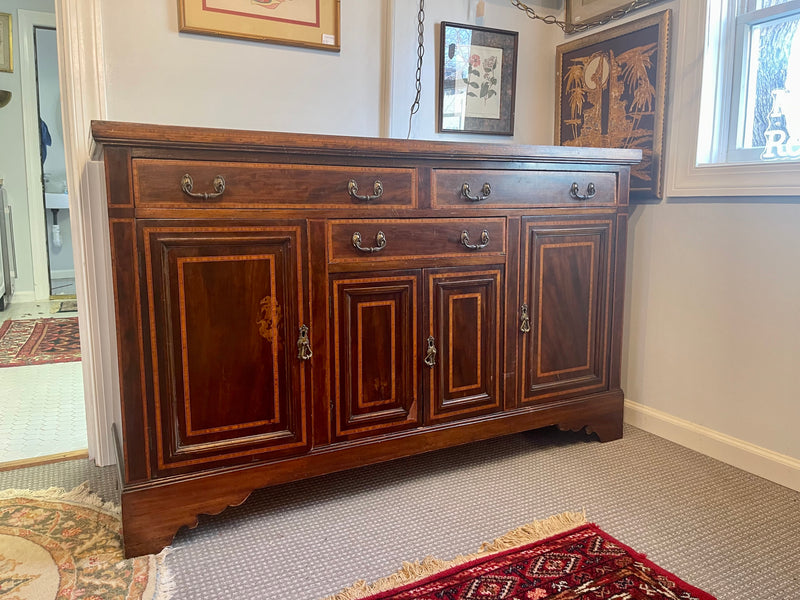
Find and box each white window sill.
[667,159,800,198]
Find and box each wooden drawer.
[327,218,506,264]
[132,159,417,209]
[432,169,617,208]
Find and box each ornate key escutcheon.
[424,335,437,368]
[297,324,313,360]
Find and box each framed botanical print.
[178,0,340,52]
[556,10,671,199]
[438,22,518,136]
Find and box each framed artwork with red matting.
[178,0,340,52]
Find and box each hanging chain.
[510,0,665,34]
[407,0,425,139]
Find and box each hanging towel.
[40,118,52,164]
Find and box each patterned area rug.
[326,512,717,600]
[0,484,173,600]
[0,318,81,368]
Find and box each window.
[666,0,800,197]
[700,0,800,165]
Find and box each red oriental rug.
[325,513,717,600]
[0,317,81,368]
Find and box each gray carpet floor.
[1,424,798,599]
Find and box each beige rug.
[0,484,173,600]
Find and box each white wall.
[0,0,56,299]
[623,201,800,460]
[101,0,560,143]
[102,1,384,136]
[388,0,561,143]
[606,1,800,463]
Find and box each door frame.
[17,10,54,302]
[54,0,115,465]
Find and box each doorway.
[0,7,87,470]
[35,25,76,298]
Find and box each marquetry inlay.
[537,241,595,377]
[177,254,282,436]
[448,293,482,394]
[356,300,397,408]
[140,225,307,470]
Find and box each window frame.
[727,0,800,163]
[665,0,800,197]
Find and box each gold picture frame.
[566,0,667,32]
[178,0,340,52]
[556,10,671,200]
[0,13,12,73]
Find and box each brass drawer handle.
[297,324,313,361]
[461,182,491,202]
[520,304,531,334]
[424,336,437,368]
[460,229,490,250]
[570,182,596,200]
[352,230,387,253]
[348,179,384,202]
[180,174,226,200]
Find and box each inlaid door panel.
[142,223,310,474]
[519,217,613,404]
[330,272,420,441]
[424,268,503,424]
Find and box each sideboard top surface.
[90,120,642,166]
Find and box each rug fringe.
[150,546,177,600]
[0,482,121,518]
[323,511,587,600]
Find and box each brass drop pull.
[520,304,531,334]
[424,335,437,368]
[460,229,490,250]
[348,179,384,201]
[297,324,313,360]
[180,174,226,200]
[570,182,596,201]
[352,230,387,253]
[461,182,491,202]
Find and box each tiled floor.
[1,299,77,321]
[0,299,87,465]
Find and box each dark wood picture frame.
[556,10,671,199]
[438,22,518,136]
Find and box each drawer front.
[132,159,417,209]
[327,218,506,264]
[432,169,617,208]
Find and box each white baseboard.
[624,399,800,493]
[51,268,76,280]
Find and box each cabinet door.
[142,223,310,474]
[519,218,613,404]
[424,268,503,424]
[330,272,420,441]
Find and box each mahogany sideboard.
[91,121,640,558]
